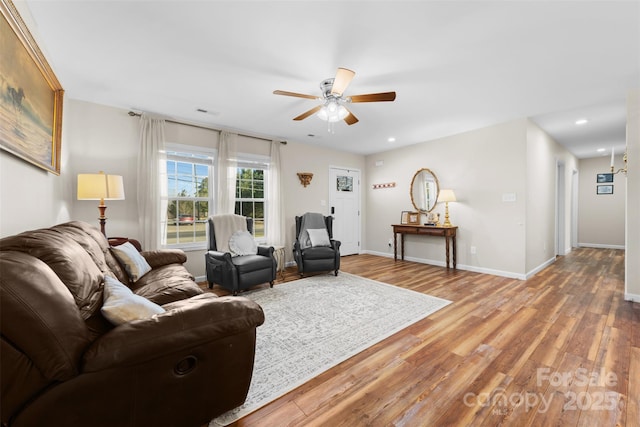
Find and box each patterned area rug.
[210,272,452,426]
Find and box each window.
[234,157,268,240]
[164,146,214,247]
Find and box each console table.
[392,224,458,269]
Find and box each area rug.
[210,272,452,426]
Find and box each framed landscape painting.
[1,0,64,174]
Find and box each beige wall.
[577,156,626,248]
[626,90,640,300]
[365,119,529,277]
[525,120,579,272]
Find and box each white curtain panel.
[266,140,285,246]
[137,114,167,250]
[216,131,237,214]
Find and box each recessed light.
[597,148,606,152]
[387,137,396,143]
[575,118,588,125]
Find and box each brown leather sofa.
[0,221,265,427]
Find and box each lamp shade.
[439,189,457,203]
[77,172,125,200]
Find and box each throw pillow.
[101,275,165,325]
[110,241,152,282]
[307,228,331,247]
[229,230,258,256]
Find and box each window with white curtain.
[163,144,215,249]
[235,155,269,242]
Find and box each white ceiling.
[18,0,640,158]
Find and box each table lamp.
[438,189,457,227]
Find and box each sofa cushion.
[51,221,130,285]
[0,229,104,319]
[232,254,273,274]
[301,246,336,260]
[101,276,165,325]
[0,251,91,381]
[130,264,203,306]
[110,242,152,282]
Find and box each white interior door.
[329,167,360,256]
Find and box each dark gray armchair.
[205,216,276,295]
[293,213,341,277]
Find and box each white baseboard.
[194,275,206,283]
[362,250,527,280]
[624,293,640,303]
[578,243,625,250]
[525,257,556,280]
[561,246,573,256]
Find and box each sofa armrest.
[82,294,264,372]
[141,249,187,268]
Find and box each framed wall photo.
[597,173,613,183]
[0,0,64,175]
[597,185,614,195]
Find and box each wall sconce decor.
[297,172,313,187]
[610,148,628,176]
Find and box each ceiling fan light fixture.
[317,101,348,123]
[274,67,395,129]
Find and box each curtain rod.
[127,111,287,145]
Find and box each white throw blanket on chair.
[212,214,247,253]
[298,212,327,249]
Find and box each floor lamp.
[77,171,125,236]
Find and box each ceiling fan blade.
[273,90,318,100]
[293,105,322,121]
[349,92,397,103]
[344,109,359,125]
[331,68,356,96]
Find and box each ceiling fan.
[273,67,396,126]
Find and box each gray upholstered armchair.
[293,213,341,277]
[205,215,276,295]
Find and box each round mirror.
[410,168,440,213]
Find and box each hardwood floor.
[205,248,639,426]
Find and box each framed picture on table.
[401,211,420,224]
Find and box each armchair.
[293,212,341,277]
[205,215,276,295]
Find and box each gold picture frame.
[1,0,64,174]
[401,211,420,225]
[407,211,420,225]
